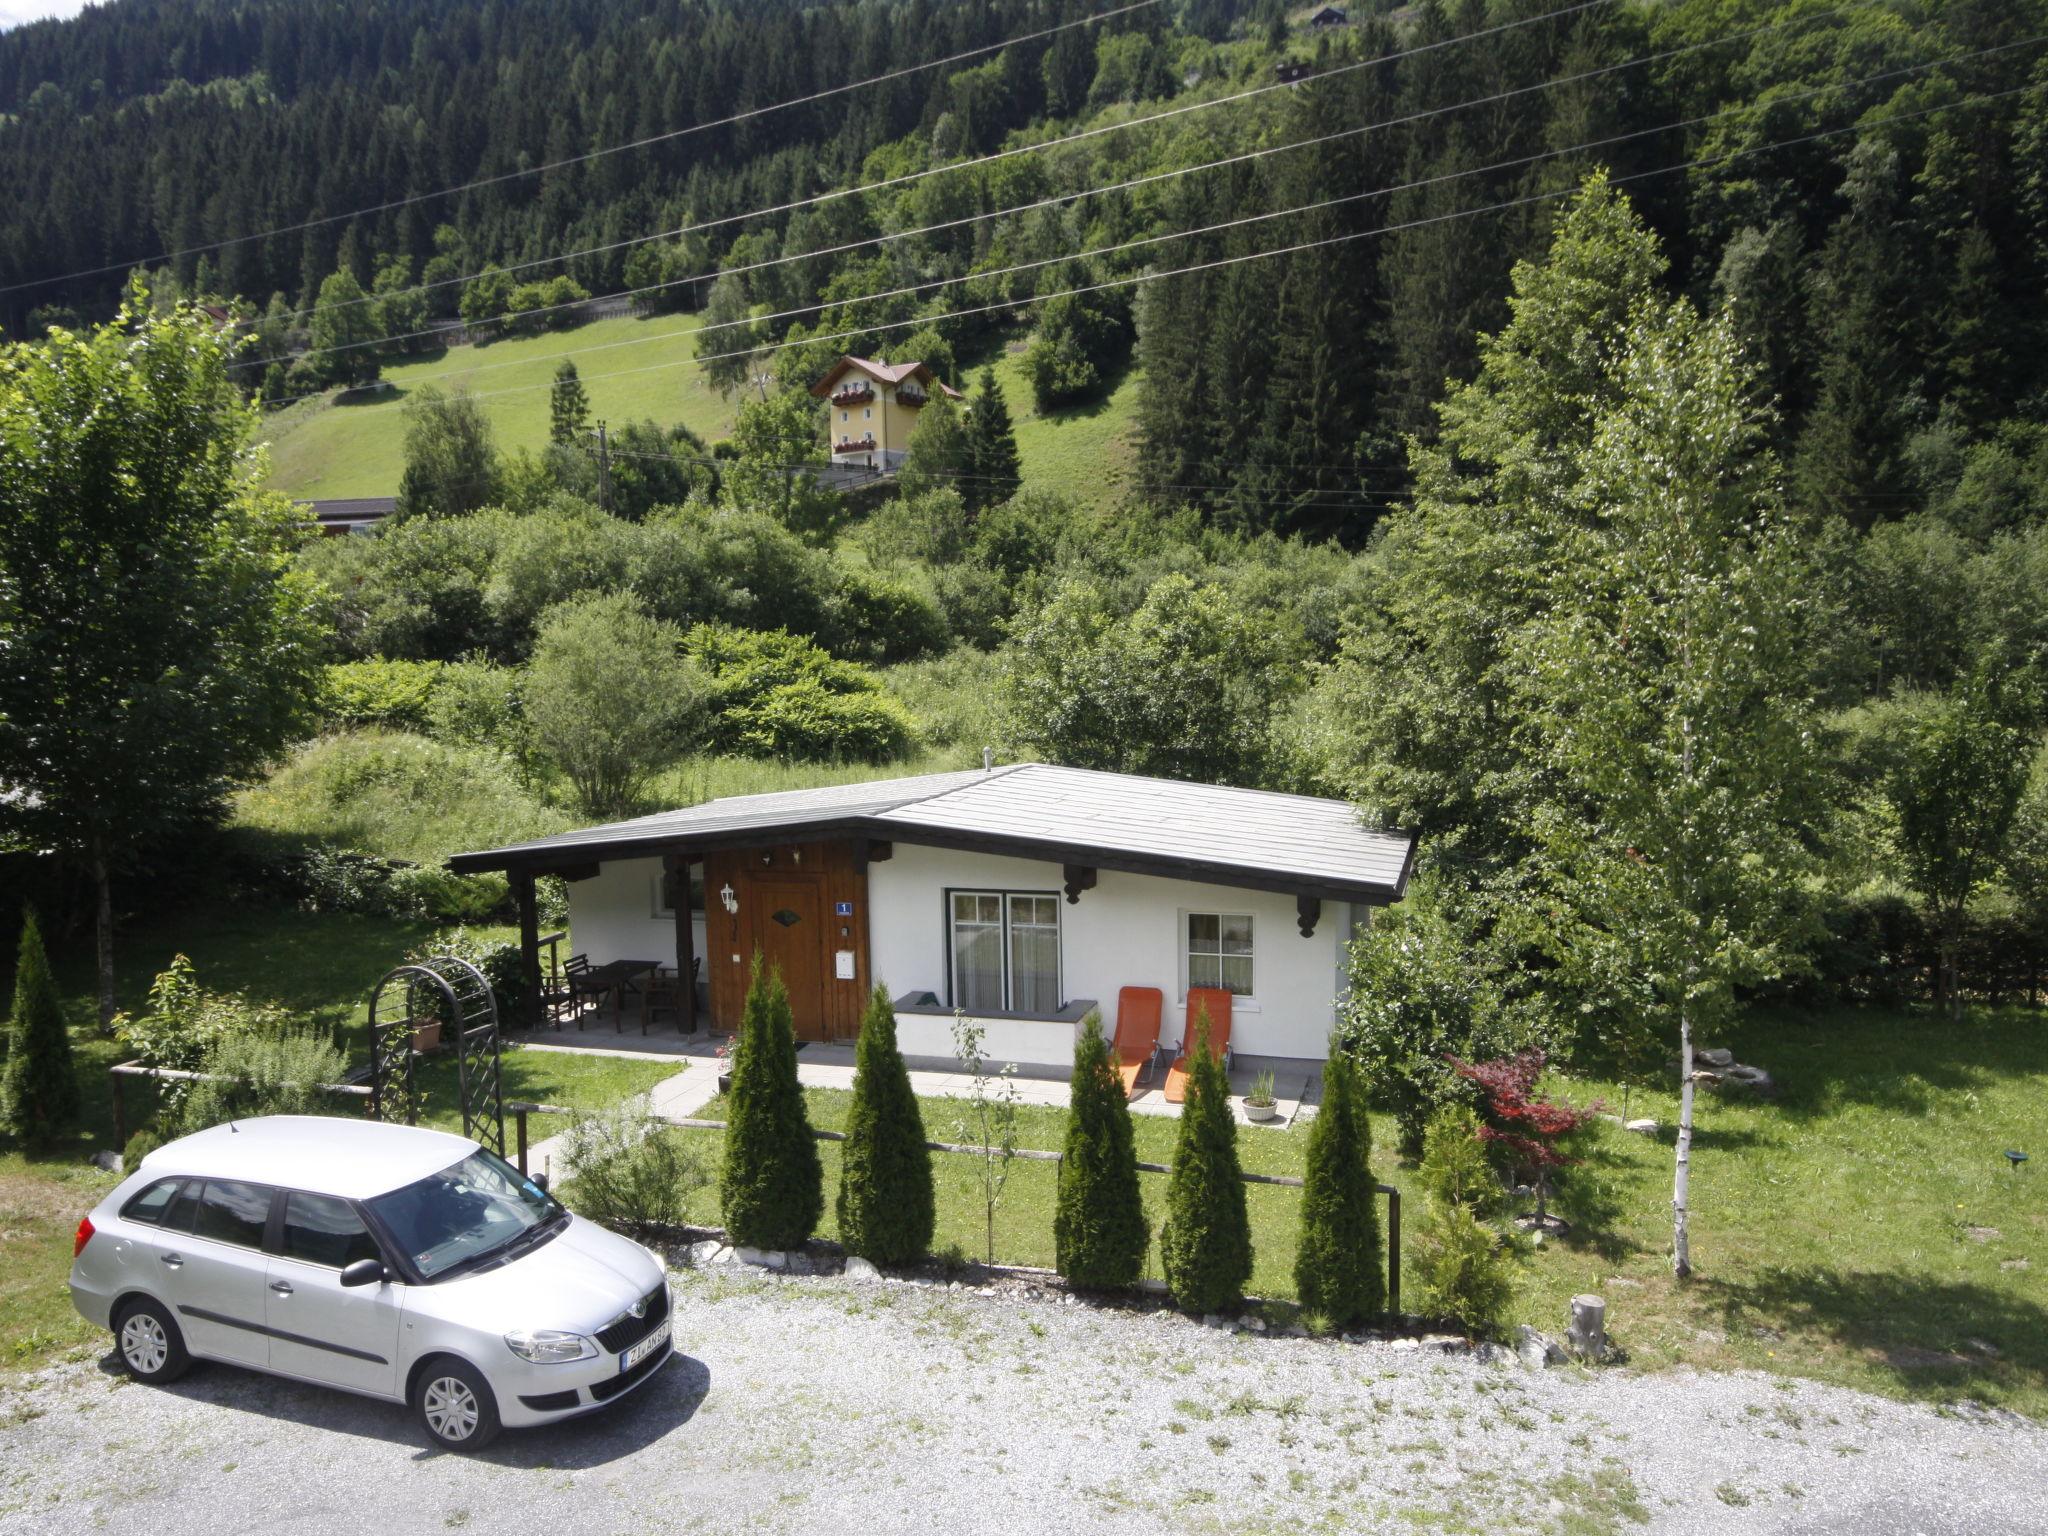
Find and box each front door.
[753,877,826,1040]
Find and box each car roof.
[140,1115,482,1201]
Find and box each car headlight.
[504,1329,596,1363]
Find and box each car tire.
[112,1297,192,1385]
[414,1357,502,1453]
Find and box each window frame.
[945,887,1063,1015]
[651,864,705,919]
[1184,910,1256,1001]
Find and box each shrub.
[835,987,935,1266]
[830,568,951,663]
[427,658,526,755]
[689,624,915,763]
[115,955,288,1124]
[318,658,443,731]
[179,1028,351,1133]
[1452,1050,1596,1224]
[561,1109,709,1234]
[1,909,80,1150]
[1158,1015,1252,1313]
[410,927,531,1028]
[719,959,824,1250]
[385,865,510,924]
[1294,1047,1384,1326]
[1410,1105,1518,1335]
[1054,1011,1149,1289]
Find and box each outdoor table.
[571,959,660,1029]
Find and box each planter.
[410,1020,444,1054]
[1243,1099,1280,1123]
[718,1071,734,1096]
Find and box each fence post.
[515,1106,530,1177]
[110,1070,126,1155]
[1385,1186,1401,1318]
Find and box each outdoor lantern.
[720,882,738,915]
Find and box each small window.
[193,1180,272,1250]
[652,865,705,918]
[280,1191,381,1269]
[1187,913,1254,997]
[949,890,1060,1013]
[840,409,848,423]
[119,1179,181,1226]
[863,407,872,420]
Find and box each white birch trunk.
[1672,1002,1694,1278]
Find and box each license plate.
[621,1322,670,1372]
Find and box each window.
[194,1180,273,1249]
[1187,913,1254,997]
[841,410,849,423]
[281,1191,382,1269]
[652,865,705,918]
[950,891,1060,1013]
[863,407,872,420]
[119,1179,181,1226]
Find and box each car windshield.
[365,1150,560,1281]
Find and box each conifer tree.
[720,958,823,1250]
[549,360,590,446]
[1158,1013,1252,1313]
[1293,1046,1383,1325]
[836,985,934,1266]
[1410,1105,1518,1334]
[962,367,1021,513]
[1,909,80,1151]
[1054,1012,1148,1289]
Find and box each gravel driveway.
[3,1265,2043,1535]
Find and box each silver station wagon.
[69,1116,672,1451]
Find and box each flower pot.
[410,1020,444,1054]
[717,1071,734,1096]
[1243,1099,1280,1123]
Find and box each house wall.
[868,844,1355,1066]
[566,856,706,977]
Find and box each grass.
[413,1047,679,1136]
[982,344,1143,510]
[260,313,733,500]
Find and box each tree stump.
[1567,1293,1608,1362]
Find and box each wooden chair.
[640,966,680,1035]
[561,953,594,1031]
[1110,987,1164,1097]
[1163,988,1233,1104]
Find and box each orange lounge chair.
[1110,987,1164,1097]
[1163,988,1234,1103]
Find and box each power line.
[240,3,1836,375]
[249,0,1622,333]
[0,0,1166,299]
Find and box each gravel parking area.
[3,1265,2043,1535]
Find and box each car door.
[265,1191,404,1398]
[160,1179,276,1367]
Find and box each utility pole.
[590,419,612,514]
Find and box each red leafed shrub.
[1449,1050,1597,1222]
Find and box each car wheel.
[414,1358,502,1453]
[113,1297,191,1385]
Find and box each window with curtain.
[1187,912,1254,996]
[950,890,1060,1013]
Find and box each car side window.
[280,1191,381,1270]
[193,1180,273,1249]
[162,1179,201,1234]
[118,1179,180,1225]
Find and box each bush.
[115,955,290,1124]
[1054,1011,1148,1289]
[385,865,510,924]
[835,987,935,1265]
[561,1109,709,1234]
[179,1028,352,1133]
[719,960,824,1250]
[427,658,526,755]
[1410,1106,1518,1335]
[1158,1015,1252,1313]
[317,658,443,731]
[830,567,951,663]
[1,909,80,1150]
[690,624,916,763]
[1294,1047,1384,1326]
[411,927,531,1028]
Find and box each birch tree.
[1527,300,1822,1278]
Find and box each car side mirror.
[339,1258,387,1288]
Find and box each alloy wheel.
[422,1375,480,1442]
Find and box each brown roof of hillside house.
[809,355,964,399]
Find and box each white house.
[448,763,1416,1076]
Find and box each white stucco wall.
[869,844,1352,1066]
[567,856,707,972]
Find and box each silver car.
[69,1115,672,1451]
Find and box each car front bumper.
[494,1335,674,1428]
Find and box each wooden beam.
[1062,864,1097,904]
[537,861,601,883]
[513,869,543,1031]
[1296,894,1321,938]
[665,851,697,1036]
[855,838,893,872]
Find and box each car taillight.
[73,1215,95,1258]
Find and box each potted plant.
[1242,1069,1279,1123]
[715,1034,737,1095]
[409,1013,444,1053]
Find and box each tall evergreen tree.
[1293,1046,1384,1325]
[0,909,80,1151]
[1054,1012,1148,1289]
[720,958,824,1252]
[962,367,1021,513]
[549,360,590,446]
[836,986,935,1266]
[1158,1013,1253,1313]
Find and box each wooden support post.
[666,851,697,1035]
[110,1071,126,1156]
[1384,1184,1401,1317]
[513,869,543,1032]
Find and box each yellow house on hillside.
[810,355,962,473]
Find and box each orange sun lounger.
[1110,987,1164,1097]
[1163,988,1234,1103]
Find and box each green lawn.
[260,313,734,500]
[984,345,1142,510]
[667,1003,2048,1417]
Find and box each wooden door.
[753,877,827,1040]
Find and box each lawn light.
[2005,1150,2028,1172]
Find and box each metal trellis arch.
[367,955,505,1155]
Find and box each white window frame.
[947,888,1062,1014]
[1184,910,1255,1001]
[651,866,705,919]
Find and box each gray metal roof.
[449,762,1415,903]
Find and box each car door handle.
[268,1280,293,1295]
[160,1253,183,1268]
